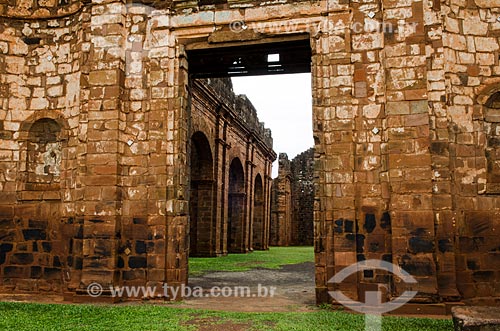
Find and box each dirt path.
[0,262,317,313]
[176,262,316,312]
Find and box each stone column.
[165,42,190,295]
[426,0,459,301]
[247,140,256,251]
[441,0,498,301]
[243,137,253,253]
[221,121,230,255]
[383,0,438,302]
[261,164,267,250]
[312,17,357,302]
[350,0,390,302]
[214,109,228,256]
[78,0,126,296]
[262,160,272,250]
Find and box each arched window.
[484,92,500,194]
[485,91,500,109]
[189,131,215,257]
[228,157,245,253]
[26,118,62,189]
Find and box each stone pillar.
[350,0,390,302]
[247,140,256,251]
[442,0,499,301]
[220,119,231,256]
[290,148,314,246]
[78,0,126,296]
[221,120,230,255]
[263,162,272,250]
[214,109,228,256]
[272,153,292,246]
[312,19,357,302]
[383,0,438,302]
[426,0,460,301]
[165,42,190,294]
[241,138,251,253]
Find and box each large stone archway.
[0,0,499,307]
[189,131,215,257]
[228,157,246,253]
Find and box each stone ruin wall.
[0,0,498,305]
[0,0,275,295]
[270,153,292,246]
[291,148,314,246]
[270,148,314,246]
[189,77,275,257]
[0,4,85,294]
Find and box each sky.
[231,73,314,178]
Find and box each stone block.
[10,253,34,265]
[89,69,122,86]
[475,37,499,52]
[404,113,429,126]
[386,101,410,115]
[452,306,500,331]
[404,88,427,100]
[410,100,428,114]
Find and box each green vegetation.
[0,302,453,331]
[189,246,314,276]
[0,247,454,330]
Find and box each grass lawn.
[0,302,454,331]
[189,246,314,276]
[0,247,454,330]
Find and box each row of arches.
[189,131,266,257]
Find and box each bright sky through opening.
[232,73,313,178]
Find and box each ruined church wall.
[270,148,314,247]
[0,0,276,294]
[441,0,500,303]
[190,78,275,256]
[0,0,499,305]
[270,153,292,246]
[291,148,314,246]
[0,7,86,293]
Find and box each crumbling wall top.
[277,153,291,177]
[0,0,83,19]
[198,78,274,152]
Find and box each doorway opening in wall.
[185,37,316,309]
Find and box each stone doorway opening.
[189,131,215,257]
[187,38,311,77]
[227,157,246,254]
[252,174,264,250]
[185,37,315,307]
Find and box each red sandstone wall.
[270,149,314,247]
[290,148,314,246]
[0,0,499,306]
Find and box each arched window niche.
[18,117,65,200]
[479,88,500,194]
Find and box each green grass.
[189,246,314,276]
[0,248,454,330]
[0,302,454,330]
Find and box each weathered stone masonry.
[270,153,292,246]
[189,78,275,257]
[0,0,499,306]
[0,0,275,297]
[270,148,314,246]
[291,148,314,246]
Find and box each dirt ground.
[0,261,452,331]
[177,262,316,312]
[0,262,317,313]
